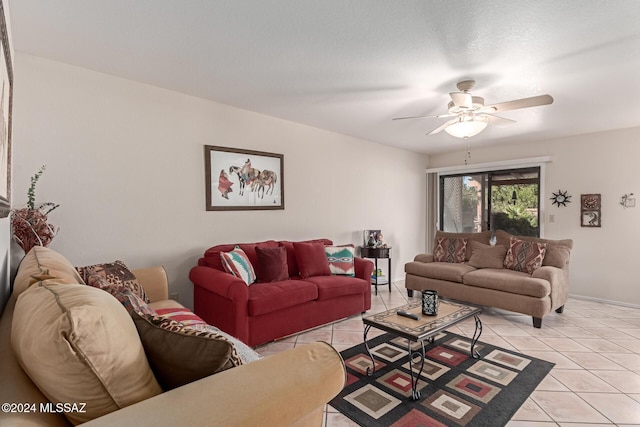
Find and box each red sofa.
[190,239,373,347]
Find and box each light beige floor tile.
[525,351,583,369]
[542,337,591,352]
[552,326,599,339]
[325,411,360,426]
[477,335,518,351]
[602,352,640,370]
[574,338,631,353]
[530,391,609,423]
[296,329,333,343]
[561,351,626,370]
[631,394,640,404]
[592,370,640,393]
[332,330,365,346]
[511,397,553,421]
[502,336,553,352]
[255,341,295,357]
[488,324,532,337]
[578,392,640,424]
[589,327,639,340]
[535,374,570,391]
[550,369,619,392]
[620,329,640,339]
[506,422,557,427]
[609,339,640,353]
[332,317,365,331]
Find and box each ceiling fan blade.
[450,92,472,108]
[484,114,516,127]
[483,94,553,113]
[427,118,458,135]
[392,113,455,121]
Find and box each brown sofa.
[0,247,345,426]
[404,230,572,328]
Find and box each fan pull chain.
[464,138,471,165]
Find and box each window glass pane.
[441,174,484,233]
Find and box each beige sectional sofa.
[0,247,345,426]
[405,230,573,328]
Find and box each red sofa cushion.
[293,242,331,278]
[248,280,318,316]
[255,246,289,282]
[303,275,369,301]
[203,240,279,271]
[279,239,333,277]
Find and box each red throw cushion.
[293,242,331,278]
[255,246,289,282]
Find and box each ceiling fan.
[393,80,553,138]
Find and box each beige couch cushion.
[12,282,162,425]
[495,230,572,268]
[435,230,492,260]
[463,269,551,298]
[467,241,507,269]
[404,261,475,283]
[13,247,85,297]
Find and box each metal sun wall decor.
[551,190,571,207]
[580,194,601,227]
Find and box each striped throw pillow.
[220,246,257,285]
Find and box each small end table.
[359,246,391,295]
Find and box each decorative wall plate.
[551,190,571,207]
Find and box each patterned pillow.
[76,260,150,303]
[324,245,355,276]
[433,237,468,263]
[85,273,156,316]
[132,312,243,390]
[504,237,547,274]
[220,246,257,285]
[154,307,208,327]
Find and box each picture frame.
[204,145,284,211]
[363,230,381,247]
[580,194,601,227]
[0,0,12,218]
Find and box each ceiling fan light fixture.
[444,115,489,138]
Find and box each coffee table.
[362,299,482,400]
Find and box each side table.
[359,246,391,295]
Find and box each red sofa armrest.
[189,266,250,343]
[354,257,374,282]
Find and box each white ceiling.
[9,0,640,154]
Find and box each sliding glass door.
[439,167,540,236]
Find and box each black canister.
[421,290,439,316]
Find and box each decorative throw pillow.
[293,242,332,278]
[12,283,162,424]
[154,307,208,327]
[433,237,468,263]
[324,245,355,276]
[255,246,289,282]
[76,260,150,303]
[132,312,243,390]
[85,273,156,316]
[504,237,547,274]
[468,241,507,269]
[220,246,257,285]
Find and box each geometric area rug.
[329,331,554,427]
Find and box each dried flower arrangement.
[10,165,59,254]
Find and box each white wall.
[12,54,428,309]
[429,127,640,306]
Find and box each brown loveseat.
[405,230,572,328]
[0,247,345,426]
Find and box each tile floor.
[255,281,640,426]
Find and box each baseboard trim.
[569,293,640,309]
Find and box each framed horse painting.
[205,145,284,211]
